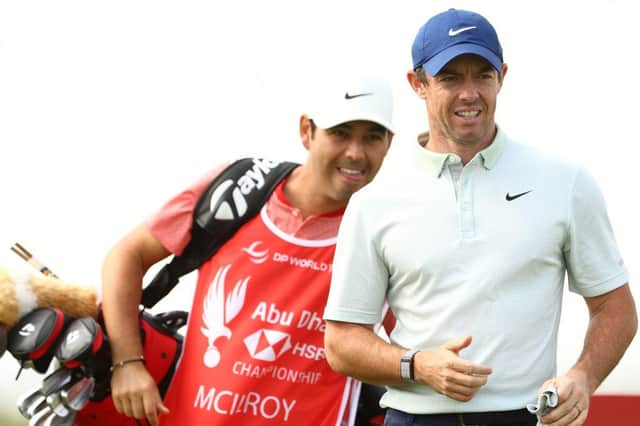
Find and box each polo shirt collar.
[414,126,507,177]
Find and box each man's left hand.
[539,370,589,426]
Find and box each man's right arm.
[324,321,406,386]
[324,321,492,402]
[101,224,171,425]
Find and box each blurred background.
[1,1,638,424]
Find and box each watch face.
[401,349,418,381]
[400,357,411,379]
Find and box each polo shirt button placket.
[460,172,474,239]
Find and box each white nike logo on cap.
[448,26,476,36]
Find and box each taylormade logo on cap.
[412,8,503,77]
[308,76,394,133]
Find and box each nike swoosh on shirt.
[448,26,477,36]
[505,191,532,201]
[345,92,373,100]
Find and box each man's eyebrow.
[329,123,351,131]
[440,63,495,75]
[368,124,387,133]
[330,122,387,133]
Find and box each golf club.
[28,405,52,426]
[41,366,78,396]
[17,388,48,419]
[61,376,95,411]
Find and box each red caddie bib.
[160,207,355,425]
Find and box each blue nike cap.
[412,9,503,77]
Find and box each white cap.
[306,76,394,133]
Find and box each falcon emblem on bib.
[201,264,249,367]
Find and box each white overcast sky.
[0,0,638,416]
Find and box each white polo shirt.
[324,128,628,414]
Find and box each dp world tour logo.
[243,329,292,361]
[201,264,250,368]
[208,159,281,221]
[242,241,269,264]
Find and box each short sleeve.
[323,192,389,324]
[563,167,628,296]
[145,163,229,255]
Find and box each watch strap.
[400,349,419,382]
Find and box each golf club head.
[44,410,77,426]
[55,316,107,366]
[46,392,62,410]
[55,315,112,402]
[8,307,72,373]
[17,388,47,419]
[41,366,78,396]
[50,398,72,418]
[45,373,82,411]
[28,405,52,426]
[61,376,95,411]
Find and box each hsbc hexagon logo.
[243,329,292,362]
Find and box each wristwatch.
[400,349,420,382]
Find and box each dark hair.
[415,67,428,84]
[309,119,317,137]
[310,119,391,139]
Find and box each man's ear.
[385,132,394,152]
[497,63,508,93]
[407,70,428,100]
[299,115,313,150]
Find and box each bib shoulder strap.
[141,158,298,308]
